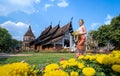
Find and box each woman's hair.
[80,19,84,24]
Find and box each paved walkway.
[0,53,33,57]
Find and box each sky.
[0,0,120,40]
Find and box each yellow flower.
[44,63,59,72]
[112,64,120,73]
[60,60,68,69]
[70,71,79,76]
[78,63,85,69]
[114,58,120,64]
[96,55,106,64]
[112,50,120,55]
[78,55,84,60]
[68,61,78,66]
[61,63,68,69]
[83,55,90,60]
[68,58,78,66]
[96,54,117,65]
[68,58,76,62]
[60,60,68,65]
[102,56,115,65]
[43,70,69,76]
[82,67,96,76]
[0,62,37,76]
[89,55,96,61]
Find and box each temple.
[22,26,35,50]
[29,20,74,51]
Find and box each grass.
[0,52,75,69]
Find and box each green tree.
[0,27,22,52]
[87,14,120,50]
[97,24,110,47]
[11,39,22,50]
[109,15,120,49]
[0,27,12,52]
[88,15,120,50]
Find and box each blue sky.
[0,0,120,40]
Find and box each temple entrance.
[64,39,70,47]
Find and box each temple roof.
[30,21,73,45]
[40,25,52,36]
[38,25,52,40]
[53,22,71,38]
[44,36,63,45]
[24,26,35,37]
[34,24,60,45]
[47,24,60,36]
[51,23,73,44]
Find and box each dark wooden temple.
[30,20,74,51]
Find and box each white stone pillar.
[53,43,56,49]
[62,38,64,48]
[69,33,72,48]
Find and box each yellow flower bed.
[0,62,38,76]
[41,50,120,76]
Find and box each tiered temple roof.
[30,21,73,46]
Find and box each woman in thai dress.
[74,19,87,57]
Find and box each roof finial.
[28,25,31,31]
[70,17,73,22]
[58,20,60,25]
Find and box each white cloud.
[35,0,41,4]
[104,14,113,25]
[57,0,69,8]
[91,22,100,30]
[0,21,29,40]
[0,0,40,16]
[50,0,55,2]
[44,4,53,10]
[0,21,28,27]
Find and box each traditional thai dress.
[76,26,86,51]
